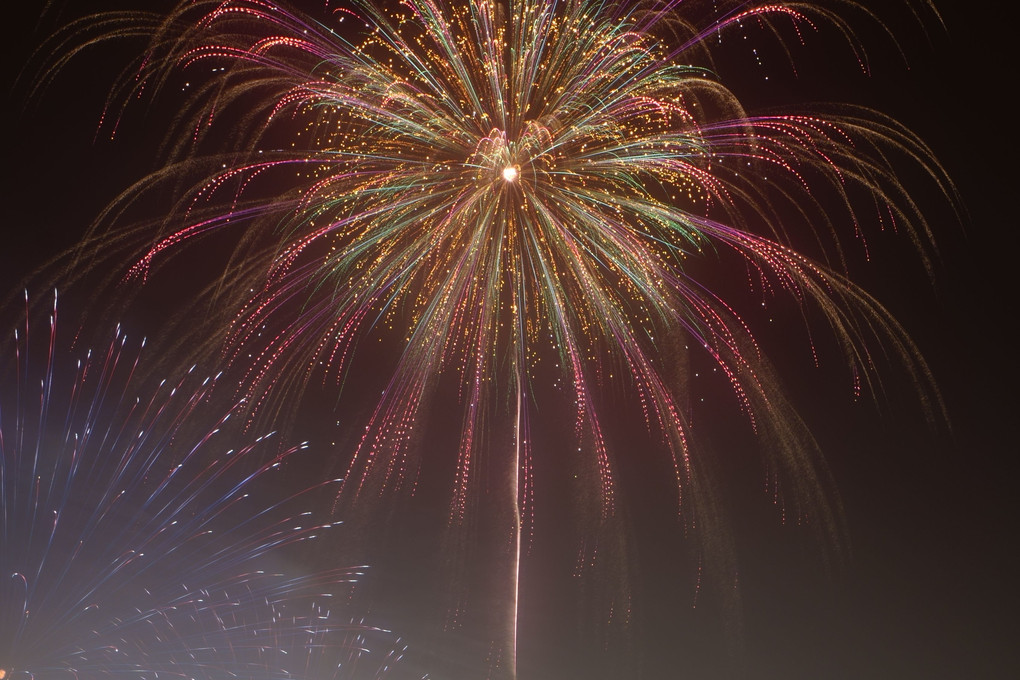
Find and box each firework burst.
[0,292,425,680]
[82,0,949,519]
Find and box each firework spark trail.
[38,0,951,674]
[0,292,426,680]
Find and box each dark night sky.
[2,1,1016,678]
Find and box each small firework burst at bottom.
[0,293,426,680]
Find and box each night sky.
[2,1,1016,678]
